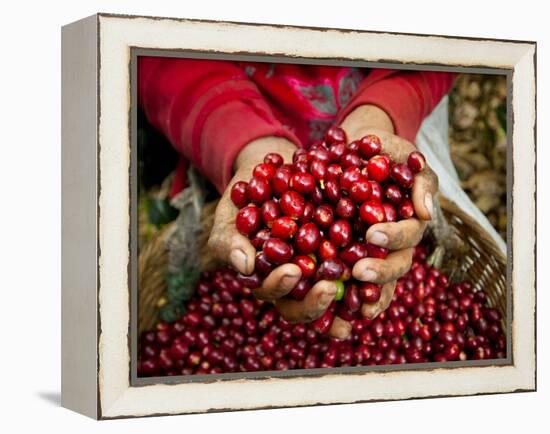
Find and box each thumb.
[228,233,256,275]
[207,196,257,275]
[412,166,438,221]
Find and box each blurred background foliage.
[448,74,507,240]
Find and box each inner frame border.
[128,48,514,388]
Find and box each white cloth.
[415,96,507,255]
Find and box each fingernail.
[368,231,388,246]
[424,193,433,219]
[360,269,377,282]
[229,249,247,272]
[281,273,300,289]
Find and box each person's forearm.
[339,104,395,141]
[337,72,456,143]
[234,106,392,179]
[138,57,301,193]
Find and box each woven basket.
[137,195,507,335]
[138,199,221,334]
[436,196,506,329]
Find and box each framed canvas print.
[61,13,536,419]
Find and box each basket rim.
[439,194,506,264]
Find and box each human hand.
[340,105,439,319]
[207,137,347,337]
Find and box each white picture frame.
[61,13,536,419]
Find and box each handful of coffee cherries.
[230,126,426,333]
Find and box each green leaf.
[166,268,200,291]
[180,269,200,288]
[496,104,507,132]
[167,278,196,302]
[165,273,182,290]
[159,303,184,323]
[148,198,178,227]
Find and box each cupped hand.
[340,106,439,320]
[207,137,349,338]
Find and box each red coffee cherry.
[359,201,386,225]
[230,181,249,208]
[236,205,261,236]
[260,200,280,227]
[246,176,272,204]
[272,167,292,196]
[360,283,382,303]
[264,152,284,167]
[280,190,306,219]
[335,197,356,219]
[328,219,352,247]
[358,134,382,158]
[313,204,334,228]
[263,238,293,265]
[295,222,321,254]
[349,179,371,203]
[390,163,414,189]
[325,126,347,145]
[290,172,316,195]
[292,255,317,279]
[407,151,426,173]
[367,155,390,182]
[253,163,276,181]
[271,217,298,239]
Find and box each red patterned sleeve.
[138,57,301,192]
[337,69,457,143]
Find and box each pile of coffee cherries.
[230,127,427,332]
[138,244,506,377]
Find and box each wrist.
[234,136,297,174]
[340,104,395,141]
